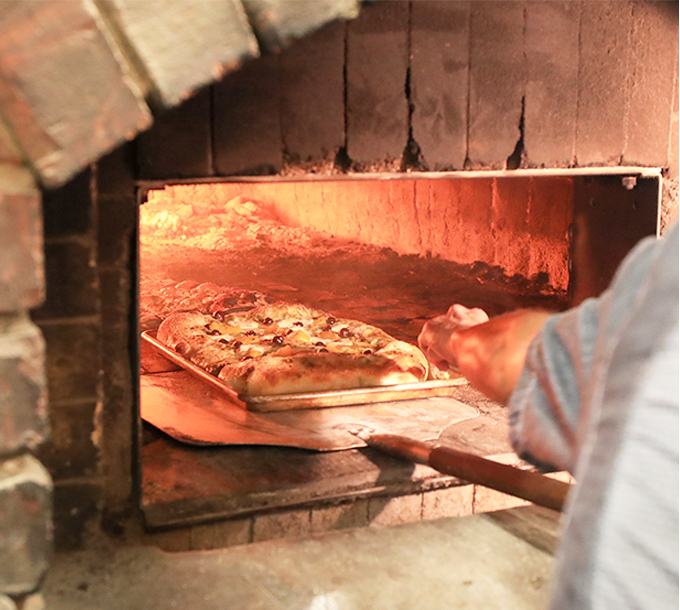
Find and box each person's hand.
[418,304,489,370]
[446,304,490,328]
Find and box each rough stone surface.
[310,499,369,534]
[36,402,98,480]
[576,1,632,166]
[213,54,282,175]
[368,493,423,527]
[43,508,556,610]
[105,0,258,107]
[346,1,409,165]
[670,77,679,180]
[40,169,93,240]
[411,1,470,170]
[142,527,191,553]
[661,177,679,233]
[0,316,47,455]
[0,454,53,596]
[422,485,474,520]
[96,196,136,268]
[0,172,44,311]
[243,0,359,53]
[37,323,101,404]
[624,1,678,167]
[98,269,134,517]
[136,88,212,180]
[279,20,345,163]
[30,241,99,321]
[252,508,312,543]
[95,143,136,199]
[52,481,102,551]
[524,1,580,167]
[467,1,525,168]
[0,0,151,188]
[190,518,251,550]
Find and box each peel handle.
[364,434,570,512]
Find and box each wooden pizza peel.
[140,370,479,451]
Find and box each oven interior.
[137,170,659,537]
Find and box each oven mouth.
[135,167,660,533]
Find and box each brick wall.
[0,144,51,607]
[0,6,676,603]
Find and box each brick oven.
[0,1,677,607]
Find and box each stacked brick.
[0,0,359,190]
[0,133,50,608]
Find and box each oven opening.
[137,169,659,542]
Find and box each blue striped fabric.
[509,223,678,610]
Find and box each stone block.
[310,499,369,533]
[490,177,531,277]
[190,518,251,550]
[35,402,98,480]
[575,1,631,165]
[95,143,136,199]
[0,170,44,311]
[52,481,102,551]
[473,486,530,514]
[41,169,93,239]
[0,317,47,455]
[97,196,137,269]
[0,0,151,188]
[279,20,345,164]
[670,85,679,181]
[98,269,134,516]
[136,88,212,180]
[104,0,258,108]
[467,1,525,168]
[471,453,534,514]
[660,176,679,233]
[411,1,470,170]
[525,177,573,291]
[30,241,99,320]
[422,485,474,520]
[624,1,678,167]
[0,454,53,596]
[346,1,409,165]
[368,493,422,527]
[243,0,359,53]
[37,322,101,404]
[213,54,282,176]
[252,508,312,543]
[524,1,580,167]
[143,527,191,553]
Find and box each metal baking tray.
[141,330,467,413]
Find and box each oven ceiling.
[0,0,360,190]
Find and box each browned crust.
[157,306,429,395]
[218,350,427,395]
[157,312,237,374]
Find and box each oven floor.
[139,234,568,535]
[44,504,559,610]
[140,234,567,344]
[140,383,527,530]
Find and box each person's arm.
[418,306,553,404]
